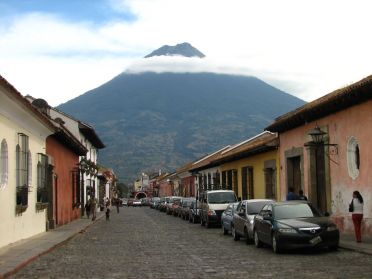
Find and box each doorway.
[309,145,327,213]
[286,156,301,196]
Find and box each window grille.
[0,139,8,187]
[16,133,29,206]
[37,153,48,203]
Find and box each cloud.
[0,0,371,106]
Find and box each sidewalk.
[0,212,104,279]
[339,232,372,255]
[0,218,371,278]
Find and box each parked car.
[188,200,201,223]
[231,199,274,243]
[121,199,128,206]
[141,197,151,206]
[158,197,168,212]
[127,199,134,207]
[179,198,195,220]
[150,197,161,209]
[221,202,239,235]
[132,199,142,207]
[200,190,238,228]
[253,201,339,253]
[166,196,182,215]
[172,199,182,216]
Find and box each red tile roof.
[266,75,372,133]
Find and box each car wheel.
[222,223,228,235]
[329,245,338,251]
[244,228,252,245]
[232,226,240,241]
[272,234,282,254]
[205,218,210,229]
[254,230,263,248]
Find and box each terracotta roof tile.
[266,75,372,132]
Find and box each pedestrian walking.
[298,190,308,200]
[116,198,120,213]
[85,202,91,218]
[105,207,111,221]
[349,190,364,243]
[89,196,98,221]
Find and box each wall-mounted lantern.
[306,125,338,155]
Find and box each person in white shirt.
[351,191,364,243]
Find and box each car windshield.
[247,201,271,215]
[274,203,322,220]
[208,192,237,204]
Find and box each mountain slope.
[58,72,305,183]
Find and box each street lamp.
[306,125,338,154]
[308,126,327,144]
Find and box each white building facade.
[0,77,55,248]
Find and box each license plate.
[310,236,322,245]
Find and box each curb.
[339,243,372,256]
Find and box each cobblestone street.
[11,207,372,279]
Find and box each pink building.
[266,75,372,235]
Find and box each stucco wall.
[220,150,279,200]
[278,99,372,234]
[46,137,80,226]
[158,181,173,197]
[0,111,50,248]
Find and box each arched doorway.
[135,192,147,199]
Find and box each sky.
[0,0,371,107]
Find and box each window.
[240,202,246,214]
[347,136,360,180]
[28,151,32,187]
[0,139,8,188]
[16,133,29,206]
[37,153,48,203]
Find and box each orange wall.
[159,181,173,197]
[46,136,80,226]
[278,99,372,234]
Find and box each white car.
[132,199,142,207]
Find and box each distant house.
[176,162,196,197]
[211,132,279,201]
[158,173,175,197]
[188,146,231,196]
[97,167,116,205]
[30,99,88,228]
[47,107,105,216]
[266,75,372,234]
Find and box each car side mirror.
[238,212,245,217]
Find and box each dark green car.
[253,201,339,253]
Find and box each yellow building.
[213,132,280,201]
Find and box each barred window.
[28,151,32,187]
[0,139,8,188]
[37,153,48,203]
[16,133,29,206]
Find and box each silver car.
[221,202,239,235]
[232,199,274,244]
